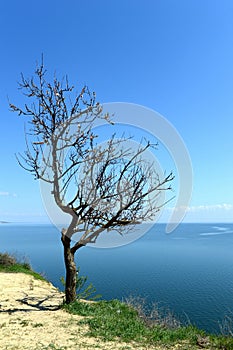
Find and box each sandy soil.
[0,272,169,350]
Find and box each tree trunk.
[62,235,77,304]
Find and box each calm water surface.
[1,222,233,334]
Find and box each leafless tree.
[10,60,174,303]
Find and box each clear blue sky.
[0,0,233,223]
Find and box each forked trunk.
[62,236,77,304]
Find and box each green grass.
[63,299,233,349]
[0,252,46,281]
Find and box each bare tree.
[10,61,174,303]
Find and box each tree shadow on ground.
[0,293,63,314]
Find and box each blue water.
[1,222,233,334]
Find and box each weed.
[219,311,233,336]
[20,319,30,327]
[38,345,67,350]
[33,322,44,327]
[124,295,181,329]
[60,267,101,301]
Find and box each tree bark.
[62,235,77,304]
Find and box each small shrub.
[0,251,46,281]
[219,311,233,336]
[0,252,31,270]
[124,295,181,329]
[60,267,101,301]
[0,252,17,267]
